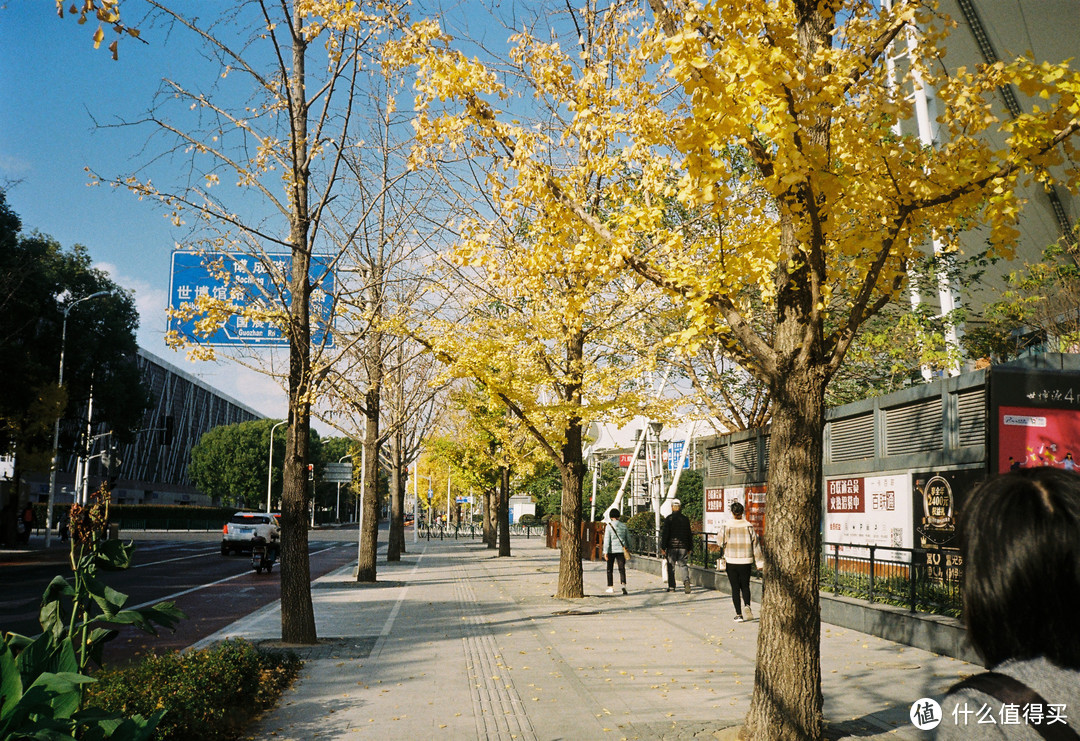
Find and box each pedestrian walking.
[660,498,693,593]
[602,508,630,595]
[19,503,35,545]
[938,467,1080,740]
[719,500,762,622]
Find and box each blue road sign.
[168,251,335,347]
[667,440,689,470]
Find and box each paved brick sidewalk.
[196,536,976,740]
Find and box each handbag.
[946,671,1080,741]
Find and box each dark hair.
[608,508,620,520]
[730,501,744,517]
[960,467,1080,668]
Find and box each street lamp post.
[266,420,286,513]
[45,291,109,548]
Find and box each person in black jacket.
[660,499,693,593]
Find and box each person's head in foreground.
[609,508,620,520]
[730,501,744,518]
[960,466,1080,669]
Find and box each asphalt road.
[0,527,371,668]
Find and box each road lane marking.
[132,549,219,568]
[131,542,351,569]
[126,543,351,610]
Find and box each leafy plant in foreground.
[0,485,186,740]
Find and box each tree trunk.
[484,486,496,548]
[745,367,827,740]
[498,465,511,556]
[280,10,316,644]
[356,387,381,582]
[555,423,585,598]
[387,429,405,561]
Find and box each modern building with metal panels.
[24,347,264,506]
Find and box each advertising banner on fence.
[706,485,767,539]
[823,474,913,563]
[912,468,983,550]
[703,487,724,534]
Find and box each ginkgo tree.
[378,0,1080,738]
[93,0,407,644]
[383,2,673,598]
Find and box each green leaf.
[39,577,76,644]
[14,634,78,691]
[0,671,92,739]
[0,639,24,722]
[95,539,136,571]
[74,707,165,741]
[106,602,186,635]
[83,575,127,619]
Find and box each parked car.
[221,512,280,555]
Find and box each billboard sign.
[989,366,1080,473]
[824,474,912,562]
[705,485,767,539]
[703,487,725,534]
[168,250,335,347]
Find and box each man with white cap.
[660,498,693,594]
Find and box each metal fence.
[415,522,545,540]
[821,541,962,616]
[625,526,962,617]
[112,517,223,532]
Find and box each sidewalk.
[197,537,976,740]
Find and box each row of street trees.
[63,1,1079,738]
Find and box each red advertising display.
[702,487,725,534]
[705,487,724,513]
[996,405,1080,473]
[826,477,865,513]
[745,485,766,538]
[619,454,633,467]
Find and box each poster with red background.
[996,405,1080,473]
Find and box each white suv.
[221,512,280,555]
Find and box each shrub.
[87,639,300,741]
[518,514,538,526]
[625,510,656,532]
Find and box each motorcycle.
[250,535,279,574]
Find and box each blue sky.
[1,2,293,421]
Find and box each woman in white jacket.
[720,501,762,622]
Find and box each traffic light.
[307,463,314,481]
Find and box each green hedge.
[87,639,300,741]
